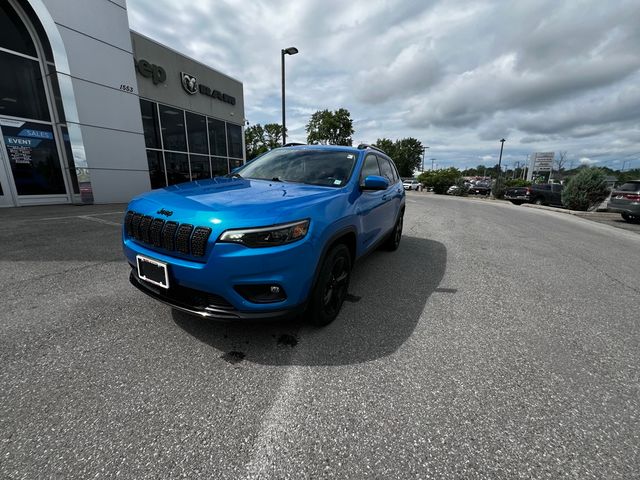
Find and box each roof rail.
[357,143,386,155]
[283,142,306,147]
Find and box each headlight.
[218,219,310,248]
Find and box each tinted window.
[147,150,166,189]
[186,112,208,154]
[159,104,186,151]
[360,154,380,181]
[208,118,227,157]
[140,100,160,149]
[238,149,356,187]
[227,123,243,159]
[189,154,210,180]
[617,182,640,192]
[0,3,37,57]
[211,156,229,177]
[165,152,189,185]
[0,51,49,120]
[378,156,395,184]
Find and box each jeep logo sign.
[134,59,166,85]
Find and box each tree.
[373,137,424,177]
[373,138,396,159]
[244,122,285,160]
[418,167,461,194]
[264,123,285,150]
[561,168,609,211]
[393,138,424,177]
[305,108,354,146]
[245,124,267,160]
[555,151,568,172]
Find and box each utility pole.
[431,158,436,171]
[422,146,429,171]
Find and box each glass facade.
[0,1,72,205]
[140,99,244,188]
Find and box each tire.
[510,200,523,206]
[384,210,404,251]
[308,244,352,327]
[622,212,640,224]
[534,198,544,205]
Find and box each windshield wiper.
[226,172,242,179]
[271,177,282,182]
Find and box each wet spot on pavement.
[221,351,245,364]
[277,334,298,348]
[345,294,362,303]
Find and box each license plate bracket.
[136,255,169,289]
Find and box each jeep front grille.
[125,210,212,257]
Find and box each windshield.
[235,149,357,187]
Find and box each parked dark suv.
[504,184,564,207]
[608,180,640,223]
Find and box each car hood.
[128,177,343,226]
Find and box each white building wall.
[39,0,149,203]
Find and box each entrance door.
[0,120,68,205]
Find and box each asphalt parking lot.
[1,198,639,479]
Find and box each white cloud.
[579,157,598,166]
[127,0,640,170]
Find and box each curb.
[521,203,619,218]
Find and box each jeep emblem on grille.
[157,208,173,217]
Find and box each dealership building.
[0,0,245,208]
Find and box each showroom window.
[139,100,244,189]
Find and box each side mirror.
[361,175,389,191]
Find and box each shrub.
[504,179,531,188]
[418,168,461,195]
[450,177,468,196]
[561,168,609,211]
[492,177,506,199]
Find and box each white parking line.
[78,215,121,227]
[39,211,123,221]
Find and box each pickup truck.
[504,184,564,207]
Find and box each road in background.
[1,197,638,479]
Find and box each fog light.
[234,284,287,303]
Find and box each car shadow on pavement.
[172,236,447,366]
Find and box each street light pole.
[431,158,436,170]
[281,46,299,146]
[422,146,429,171]
[497,138,506,180]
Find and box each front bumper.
[123,232,318,318]
[129,270,304,319]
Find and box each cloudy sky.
[127,0,640,171]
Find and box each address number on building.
[119,84,135,93]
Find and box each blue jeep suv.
[122,144,405,326]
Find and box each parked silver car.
[608,180,640,223]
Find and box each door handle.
[382,194,388,201]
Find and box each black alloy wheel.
[309,244,351,326]
[384,211,403,251]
